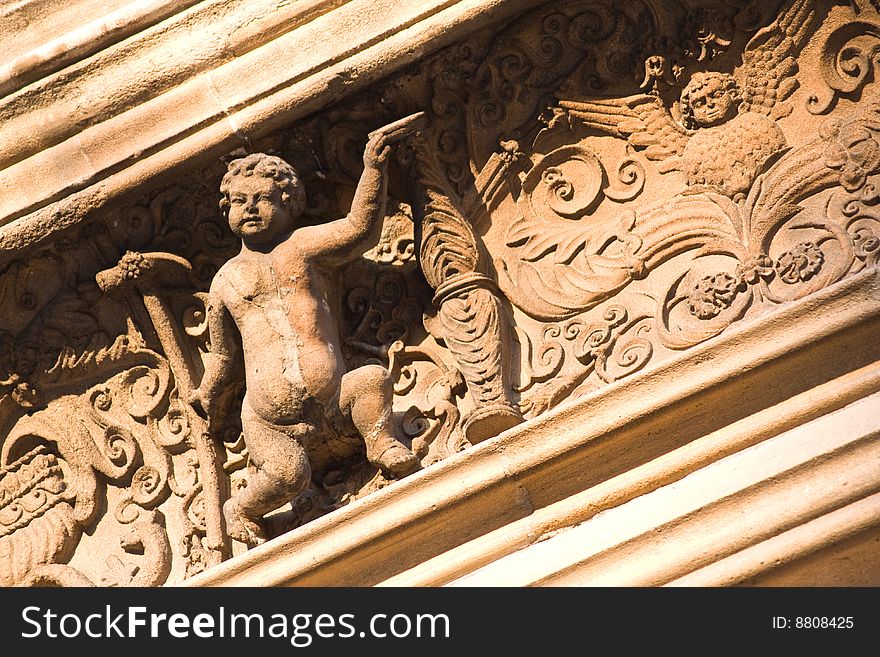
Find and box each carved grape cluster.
[119,251,147,280]
[688,241,827,321]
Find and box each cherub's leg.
[226,398,311,547]
[339,364,420,478]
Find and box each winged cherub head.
[680,72,742,130]
[557,0,810,198]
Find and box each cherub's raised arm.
[298,131,392,265]
[297,113,426,265]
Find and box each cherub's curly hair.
[680,71,741,130]
[219,153,307,218]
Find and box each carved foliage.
[487,0,880,416]
[0,235,228,586]
[411,138,522,443]
[428,0,675,198]
[808,0,880,115]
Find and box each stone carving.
[469,0,880,412]
[100,510,172,587]
[189,124,422,546]
[499,135,647,319]
[560,0,816,198]
[339,216,468,465]
[808,0,880,114]
[1,339,216,585]
[406,133,524,443]
[426,0,669,200]
[0,445,79,586]
[96,251,227,572]
[3,0,879,586]
[0,210,224,584]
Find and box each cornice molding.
[0,0,546,260]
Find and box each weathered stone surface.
[1,0,879,587]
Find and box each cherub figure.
[559,0,815,199]
[190,124,421,546]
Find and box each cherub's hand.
[363,131,392,169]
[188,387,214,420]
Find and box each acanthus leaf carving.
[408,131,523,443]
[473,0,880,419]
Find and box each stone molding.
[446,388,880,585]
[0,0,547,256]
[0,0,202,98]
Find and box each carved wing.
[735,0,817,119]
[559,94,691,162]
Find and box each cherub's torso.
[212,233,345,424]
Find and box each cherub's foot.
[223,497,267,547]
[372,441,420,479]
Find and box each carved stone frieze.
[2,0,877,585]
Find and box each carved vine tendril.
[808,19,880,115]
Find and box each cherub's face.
[226,175,294,245]
[688,77,738,128]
